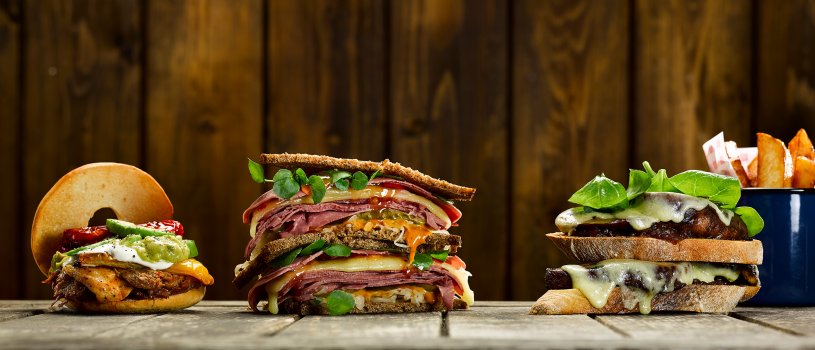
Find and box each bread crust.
[529,285,760,315]
[280,297,468,315]
[258,153,476,201]
[65,286,206,314]
[31,163,174,275]
[546,232,763,265]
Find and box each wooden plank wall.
[2,0,814,301]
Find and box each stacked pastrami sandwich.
[531,162,764,315]
[234,154,475,315]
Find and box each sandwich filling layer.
[556,192,748,241]
[544,259,759,314]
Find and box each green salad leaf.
[429,250,449,261]
[648,169,678,193]
[300,239,326,256]
[350,171,369,190]
[325,290,356,316]
[323,244,352,257]
[735,206,765,237]
[308,175,326,203]
[668,170,740,209]
[248,159,266,184]
[626,169,651,200]
[271,247,302,268]
[412,253,434,271]
[295,168,309,186]
[567,175,628,211]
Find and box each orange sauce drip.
[347,217,431,265]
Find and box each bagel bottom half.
[65,286,206,314]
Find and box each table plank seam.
[262,315,301,337]
[0,309,44,323]
[590,314,632,338]
[90,314,163,339]
[440,311,449,337]
[729,312,807,337]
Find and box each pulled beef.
[571,207,749,242]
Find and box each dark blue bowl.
[738,188,815,306]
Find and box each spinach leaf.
[325,290,356,316]
[412,253,433,270]
[627,169,651,200]
[270,247,302,268]
[567,175,628,210]
[294,168,309,186]
[300,239,326,256]
[669,170,740,208]
[350,171,369,190]
[429,250,449,261]
[735,206,764,237]
[323,244,352,257]
[248,159,267,184]
[647,169,678,193]
[308,175,326,203]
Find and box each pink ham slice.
[246,252,460,312]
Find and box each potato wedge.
[793,156,815,188]
[747,156,758,186]
[757,133,793,187]
[730,159,750,187]
[789,128,815,160]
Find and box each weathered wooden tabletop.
[1,301,814,349]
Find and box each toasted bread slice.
[546,232,763,265]
[280,297,468,315]
[258,153,476,201]
[233,229,462,288]
[530,285,760,315]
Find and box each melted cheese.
[164,259,215,285]
[262,256,474,314]
[561,259,741,314]
[555,192,735,233]
[350,218,432,265]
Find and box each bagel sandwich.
[32,163,214,313]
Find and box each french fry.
[792,156,815,188]
[730,159,750,187]
[747,156,758,186]
[757,133,793,188]
[789,128,815,160]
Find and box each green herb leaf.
[412,253,433,270]
[647,169,678,193]
[643,161,657,177]
[370,170,381,181]
[323,244,352,257]
[429,250,449,261]
[300,239,326,256]
[308,175,326,203]
[334,178,349,191]
[273,169,293,182]
[350,171,369,190]
[271,247,302,268]
[669,170,740,208]
[295,168,309,186]
[627,169,651,200]
[248,159,266,183]
[273,177,300,199]
[325,290,356,316]
[735,206,764,237]
[330,170,352,183]
[567,175,628,211]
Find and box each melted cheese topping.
[164,259,215,285]
[262,256,474,314]
[561,259,741,314]
[556,192,735,233]
[350,218,432,265]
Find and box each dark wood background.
[1,0,814,301]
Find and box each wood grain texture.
[635,0,752,173]
[276,313,441,339]
[267,0,386,160]
[0,0,20,300]
[390,0,509,300]
[734,307,815,336]
[511,0,630,300]
[448,307,622,340]
[756,0,815,139]
[22,0,142,299]
[146,0,263,300]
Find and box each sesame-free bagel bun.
[31,163,173,276]
[66,286,205,313]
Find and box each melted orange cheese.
[349,218,431,265]
[164,259,215,285]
